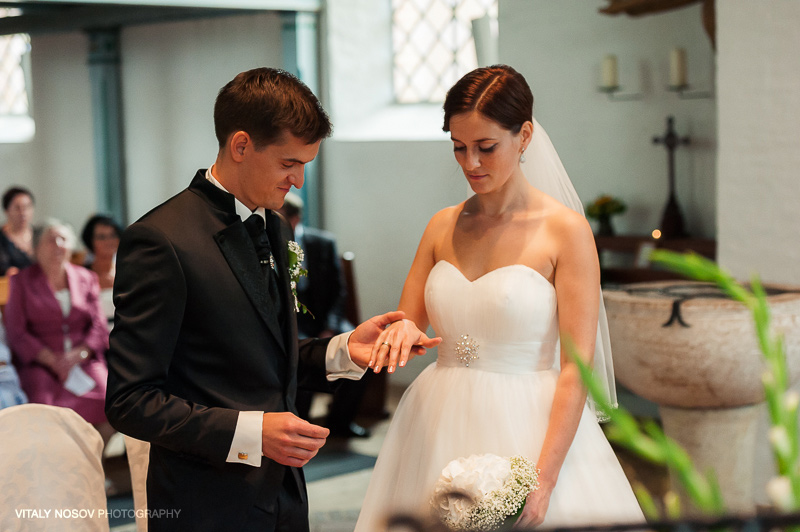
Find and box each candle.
[670,48,687,87]
[601,54,618,88]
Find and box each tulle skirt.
[354,362,644,531]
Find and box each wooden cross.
[652,116,690,238]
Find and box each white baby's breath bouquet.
[431,453,539,531]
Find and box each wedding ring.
[381,342,391,347]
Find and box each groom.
[105,68,437,532]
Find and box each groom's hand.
[261,412,329,468]
[347,311,408,369]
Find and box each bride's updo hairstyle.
[442,64,533,134]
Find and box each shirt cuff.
[325,331,367,381]
[226,411,263,467]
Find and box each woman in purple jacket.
[5,219,112,442]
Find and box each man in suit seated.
[105,67,440,532]
[280,192,373,439]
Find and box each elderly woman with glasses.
[5,219,113,442]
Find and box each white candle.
[601,54,618,88]
[670,48,688,87]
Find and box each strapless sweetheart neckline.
[435,259,554,289]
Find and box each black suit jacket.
[106,171,336,531]
[296,227,350,338]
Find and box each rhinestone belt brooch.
[454,334,479,367]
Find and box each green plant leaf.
[632,482,660,520]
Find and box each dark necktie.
[244,213,283,316]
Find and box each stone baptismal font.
[604,281,800,514]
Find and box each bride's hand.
[514,487,551,529]
[370,319,441,374]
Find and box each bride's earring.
[519,150,526,164]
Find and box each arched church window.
[392,0,497,103]
[0,8,34,143]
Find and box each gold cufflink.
[238,452,248,460]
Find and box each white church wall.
[717,0,800,507]
[324,0,394,132]
[121,12,284,222]
[500,0,717,239]
[716,0,800,285]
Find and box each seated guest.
[0,310,27,409]
[5,219,113,443]
[0,186,35,276]
[81,214,122,326]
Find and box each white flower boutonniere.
[431,453,540,531]
[287,241,311,315]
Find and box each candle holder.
[667,83,714,100]
[668,48,714,99]
[598,85,643,101]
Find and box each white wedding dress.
[354,260,644,531]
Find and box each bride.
[355,65,644,530]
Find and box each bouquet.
[431,453,539,531]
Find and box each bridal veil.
[521,119,617,421]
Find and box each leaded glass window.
[0,8,33,143]
[392,0,497,104]
[0,9,30,117]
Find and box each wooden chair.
[0,276,9,314]
[71,250,87,266]
[341,252,388,419]
[341,252,361,326]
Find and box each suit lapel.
[215,222,286,353]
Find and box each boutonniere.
[287,241,312,315]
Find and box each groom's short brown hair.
[214,67,332,149]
